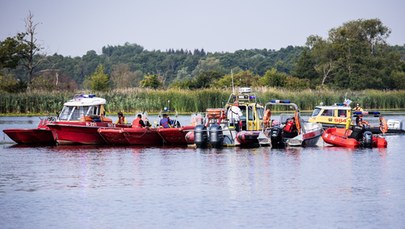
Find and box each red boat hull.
[157,126,194,145]
[47,121,112,145]
[3,128,55,145]
[322,128,387,148]
[98,128,129,145]
[236,131,260,145]
[122,128,163,145]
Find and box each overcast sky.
[1,0,404,57]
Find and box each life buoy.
[294,111,301,134]
[380,117,388,134]
[263,109,271,127]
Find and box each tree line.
[1,15,405,93]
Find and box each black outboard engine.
[362,131,373,148]
[270,126,284,148]
[194,124,208,148]
[209,124,224,148]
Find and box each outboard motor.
[270,126,283,148]
[194,124,208,148]
[362,131,373,148]
[209,124,224,148]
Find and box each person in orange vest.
[132,114,146,128]
[116,112,127,124]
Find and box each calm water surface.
[1,116,405,229]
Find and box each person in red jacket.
[132,114,146,128]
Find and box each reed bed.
[1,88,404,115]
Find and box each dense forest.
[1,17,405,93]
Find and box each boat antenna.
[231,69,235,94]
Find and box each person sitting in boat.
[132,114,146,128]
[355,115,369,128]
[353,103,363,111]
[116,112,127,124]
[142,115,152,127]
[160,114,173,128]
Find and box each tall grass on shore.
[1,88,405,115]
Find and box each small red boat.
[157,126,195,145]
[236,131,261,145]
[122,127,163,145]
[3,118,55,145]
[98,128,129,145]
[322,127,387,148]
[47,94,113,145]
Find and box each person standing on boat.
[227,105,243,131]
[116,112,127,124]
[132,114,146,128]
[353,103,363,112]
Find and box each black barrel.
[194,124,208,148]
[209,124,224,148]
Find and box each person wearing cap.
[159,114,173,128]
[116,112,127,124]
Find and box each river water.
[1,116,405,229]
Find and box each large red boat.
[322,127,387,148]
[47,94,113,145]
[3,118,55,145]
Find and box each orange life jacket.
[132,118,143,128]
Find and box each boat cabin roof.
[314,104,352,110]
[63,94,106,107]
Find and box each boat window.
[248,107,254,120]
[257,107,264,119]
[311,108,321,117]
[59,106,72,120]
[321,109,334,116]
[69,106,90,120]
[338,109,346,117]
[87,106,99,116]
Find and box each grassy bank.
[1,88,405,115]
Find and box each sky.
[1,0,404,57]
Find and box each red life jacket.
[283,120,294,133]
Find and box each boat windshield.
[311,108,322,117]
[58,106,93,121]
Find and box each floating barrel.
[209,124,224,149]
[194,125,208,148]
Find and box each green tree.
[258,68,287,87]
[214,70,259,88]
[83,64,110,91]
[140,74,162,89]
